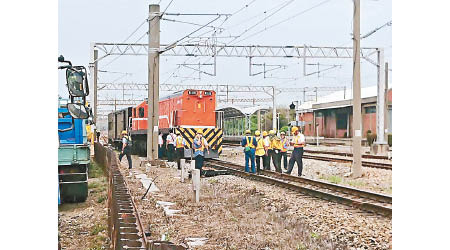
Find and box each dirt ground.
[118,154,392,249]
[58,160,110,250]
[221,147,392,195]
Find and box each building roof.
[216,104,270,118]
[297,85,391,111]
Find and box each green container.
[58,144,90,166]
[58,144,90,203]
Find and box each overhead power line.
[361,20,392,39]
[234,0,334,44]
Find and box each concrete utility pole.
[384,62,389,142]
[89,44,99,124]
[351,0,362,178]
[272,87,277,130]
[375,49,387,145]
[147,4,160,160]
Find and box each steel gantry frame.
[90,39,386,161]
[93,43,378,60]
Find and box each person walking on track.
[193,129,209,174]
[285,126,306,176]
[175,130,187,170]
[119,130,132,169]
[262,131,271,170]
[241,129,257,173]
[166,129,176,162]
[280,131,289,170]
[270,130,282,173]
[254,130,265,173]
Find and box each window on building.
[364,106,376,114]
[139,107,145,118]
[336,113,347,129]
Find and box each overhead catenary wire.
[233,0,333,44]
[361,20,392,39]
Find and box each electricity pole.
[147,4,160,160]
[351,0,362,178]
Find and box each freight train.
[108,89,223,158]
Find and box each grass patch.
[89,160,105,179]
[90,223,106,236]
[311,232,319,239]
[97,195,107,203]
[320,175,342,184]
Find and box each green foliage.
[97,195,107,203]
[311,232,320,239]
[366,130,376,146]
[90,224,106,236]
[89,161,105,179]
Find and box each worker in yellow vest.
[285,126,306,176]
[193,129,209,173]
[270,130,283,173]
[254,130,265,173]
[241,129,257,173]
[175,130,187,170]
[262,131,271,170]
[280,131,289,170]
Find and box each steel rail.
[205,159,392,217]
[221,142,392,170]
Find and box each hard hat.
[245,129,251,134]
[269,130,275,135]
[292,126,299,133]
[196,129,203,135]
[121,130,127,135]
[262,131,268,136]
[255,130,261,136]
[280,131,286,135]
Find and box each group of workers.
[241,126,305,176]
[119,128,210,172]
[160,129,210,172]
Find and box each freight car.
[108,89,223,158]
[108,107,133,150]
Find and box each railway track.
[205,159,392,217]
[222,142,392,170]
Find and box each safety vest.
[271,137,282,150]
[293,134,304,148]
[245,136,255,148]
[176,136,185,148]
[281,138,289,152]
[255,138,265,156]
[194,137,207,151]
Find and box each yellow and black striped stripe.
[175,127,223,155]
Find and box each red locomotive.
[124,89,223,157]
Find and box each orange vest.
[175,136,185,148]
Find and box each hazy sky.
[58,0,392,112]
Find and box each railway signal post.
[147,4,160,160]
